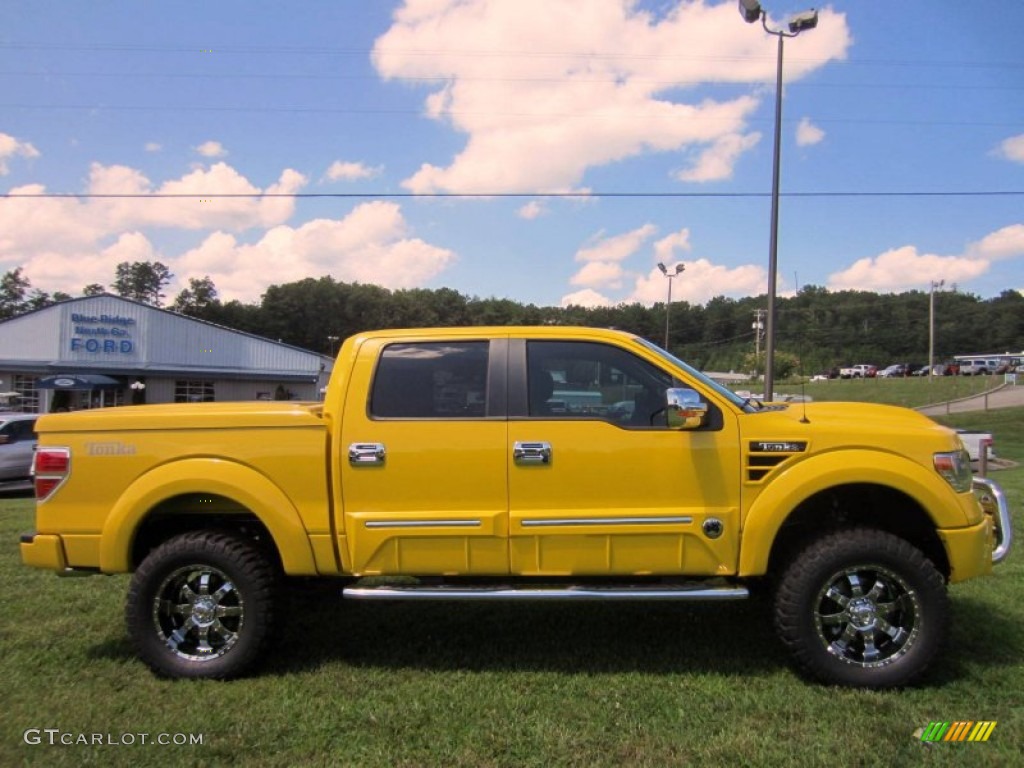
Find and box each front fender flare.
[100,458,316,574]
[739,449,966,577]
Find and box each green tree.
[0,267,31,319]
[83,283,107,296]
[113,261,173,306]
[172,276,220,316]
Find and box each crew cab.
[20,327,1013,687]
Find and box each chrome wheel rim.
[152,564,244,662]
[814,564,920,668]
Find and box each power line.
[3,191,1022,200]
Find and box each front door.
[508,339,741,577]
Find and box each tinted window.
[526,341,674,426]
[371,342,489,418]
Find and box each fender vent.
[746,441,806,482]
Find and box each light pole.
[657,262,685,350]
[928,280,944,379]
[739,0,818,400]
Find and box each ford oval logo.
[54,378,77,387]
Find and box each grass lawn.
[775,374,997,409]
[1,409,1022,766]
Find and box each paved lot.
[918,382,1024,416]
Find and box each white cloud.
[144,142,162,153]
[374,0,850,193]
[676,132,760,182]
[176,201,456,301]
[967,224,1024,261]
[560,288,614,308]
[630,258,766,305]
[517,201,545,220]
[995,134,1024,163]
[80,161,307,232]
[575,224,657,263]
[0,162,460,304]
[796,117,825,147]
[323,160,382,182]
[195,140,228,158]
[0,132,40,175]
[570,261,625,288]
[653,228,692,265]
[827,245,989,292]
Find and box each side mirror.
[666,388,708,430]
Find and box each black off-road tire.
[774,528,948,688]
[125,531,277,679]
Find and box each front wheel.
[126,531,277,679]
[774,529,948,688]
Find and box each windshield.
[633,337,759,413]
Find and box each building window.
[175,380,215,403]
[13,375,40,413]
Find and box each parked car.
[0,413,38,486]
[959,359,998,376]
[839,364,877,379]
[878,364,913,378]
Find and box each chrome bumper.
[974,477,1013,565]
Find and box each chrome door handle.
[513,441,552,464]
[349,442,386,465]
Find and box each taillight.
[34,447,71,501]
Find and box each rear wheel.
[126,531,277,679]
[774,529,948,688]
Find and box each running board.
[342,583,749,602]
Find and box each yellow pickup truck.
[20,326,1013,687]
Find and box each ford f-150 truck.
[20,326,1013,687]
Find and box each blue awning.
[36,374,122,390]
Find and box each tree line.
[1,262,1021,376]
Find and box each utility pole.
[752,309,766,373]
[928,280,944,379]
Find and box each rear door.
[338,336,509,575]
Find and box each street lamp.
[739,0,818,401]
[657,262,685,350]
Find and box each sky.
[1,0,1022,310]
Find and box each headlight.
[934,449,973,493]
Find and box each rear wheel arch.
[100,459,316,575]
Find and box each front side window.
[526,341,675,426]
[371,341,489,418]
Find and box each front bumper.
[974,477,1013,565]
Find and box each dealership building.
[0,295,332,413]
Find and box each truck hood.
[744,400,960,454]
[35,401,325,433]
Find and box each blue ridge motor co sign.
[70,313,137,355]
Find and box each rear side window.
[370,342,489,418]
